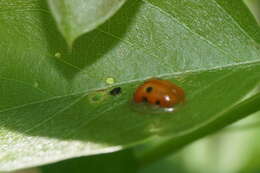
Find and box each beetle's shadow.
[42,0,141,80]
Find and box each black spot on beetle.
[155,100,160,105]
[146,86,153,93]
[142,96,148,102]
[109,87,122,96]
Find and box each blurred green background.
[5,0,260,173]
[142,111,260,173]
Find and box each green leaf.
[41,150,137,173]
[0,0,260,171]
[47,0,127,46]
[139,152,186,173]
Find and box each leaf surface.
[0,0,260,171]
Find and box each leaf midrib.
[1,59,260,115]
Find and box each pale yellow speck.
[106,77,115,85]
[54,52,61,58]
[33,82,39,88]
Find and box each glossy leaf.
[47,0,126,46]
[0,0,260,171]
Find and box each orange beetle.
[133,78,185,108]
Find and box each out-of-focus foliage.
[140,111,260,173]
